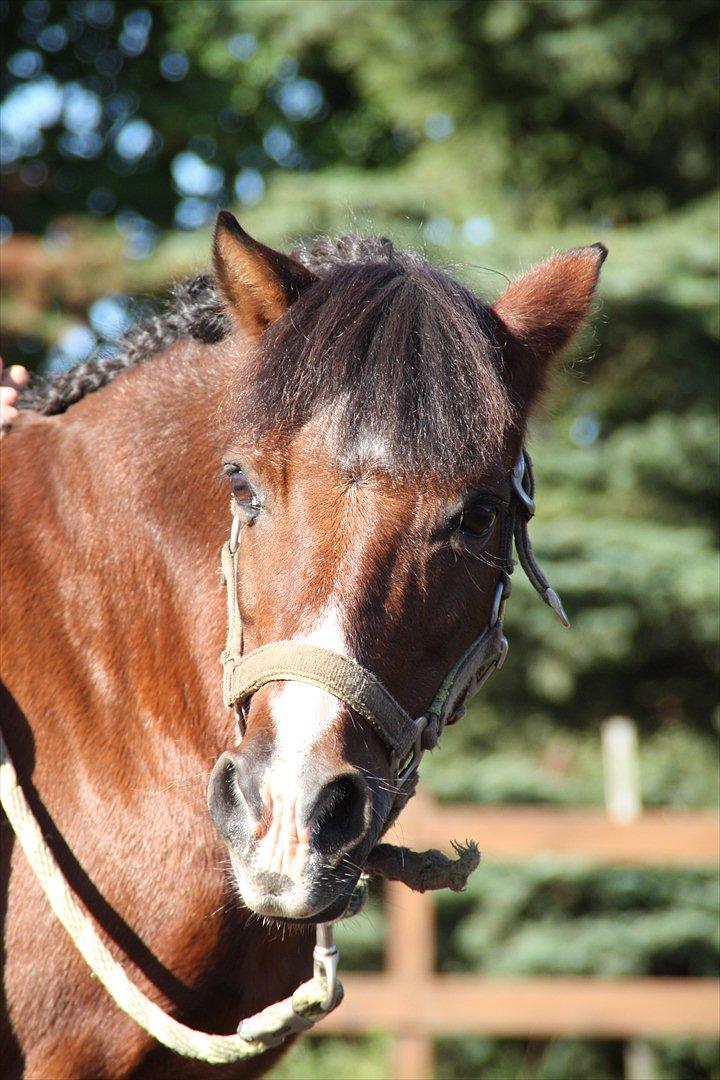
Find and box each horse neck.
[4,337,239,759]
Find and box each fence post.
[602,716,641,823]
[386,792,436,1080]
[601,716,658,1080]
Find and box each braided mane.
[20,236,399,417]
[20,275,227,416]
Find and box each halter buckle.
[395,713,429,787]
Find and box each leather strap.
[423,620,507,737]
[218,446,566,778]
[223,639,418,763]
[220,541,508,767]
[221,541,243,660]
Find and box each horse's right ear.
[212,211,316,340]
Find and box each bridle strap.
[423,619,508,735]
[223,639,418,763]
[221,541,243,660]
[512,449,570,626]
[222,617,509,767]
[219,445,566,783]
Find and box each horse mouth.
[240,889,358,927]
[251,890,357,927]
[230,849,362,925]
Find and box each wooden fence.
[312,720,720,1079]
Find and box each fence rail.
[385,801,720,866]
[323,974,720,1038]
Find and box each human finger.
[7,365,29,386]
[1,380,20,429]
[1,363,29,389]
[1,384,19,408]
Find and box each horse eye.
[460,500,497,538]
[231,472,253,503]
[223,465,258,509]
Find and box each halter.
[220,447,568,808]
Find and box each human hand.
[1,360,29,433]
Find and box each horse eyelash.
[219,462,241,477]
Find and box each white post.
[601,716,641,823]
[624,1038,659,1080]
[601,717,657,1080]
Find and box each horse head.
[207,212,605,922]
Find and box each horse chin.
[231,855,360,925]
[244,891,355,927]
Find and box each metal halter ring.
[390,713,430,787]
[474,635,509,693]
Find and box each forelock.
[242,237,516,477]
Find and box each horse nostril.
[208,750,265,839]
[228,753,267,820]
[305,772,370,859]
[207,752,238,834]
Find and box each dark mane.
[20,234,515,475]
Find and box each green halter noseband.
[220,448,567,801]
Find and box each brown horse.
[1,215,605,1078]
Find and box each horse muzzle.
[208,750,375,920]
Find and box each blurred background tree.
[1,1,718,1077]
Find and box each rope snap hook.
[313,923,339,1011]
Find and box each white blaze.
[254,605,350,875]
[270,603,348,773]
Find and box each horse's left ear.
[212,211,317,340]
[493,243,607,414]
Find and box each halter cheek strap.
[220,547,509,789]
[220,447,566,795]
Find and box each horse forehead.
[254,458,446,614]
[276,419,413,493]
[248,417,484,511]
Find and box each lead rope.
[0,730,342,1061]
